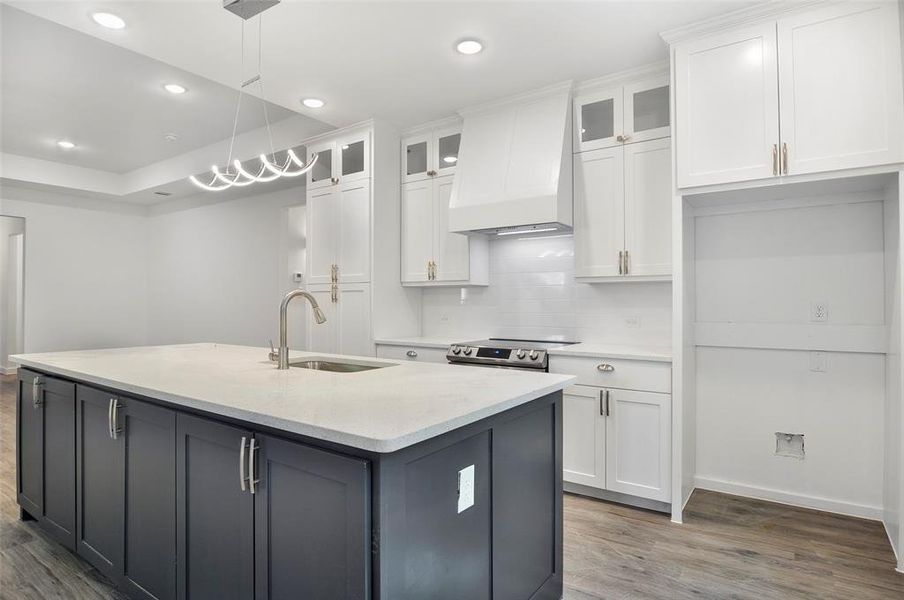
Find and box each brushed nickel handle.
[406,350,418,358]
[617,134,630,142]
[597,363,615,372]
[782,143,789,175]
[772,144,778,176]
[111,400,122,440]
[605,389,611,416]
[432,261,438,280]
[331,284,338,303]
[32,376,44,409]
[599,389,605,416]
[248,439,259,494]
[239,436,248,492]
[624,250,629,275]
[108,398,114,439]
[330,177,339,185]
[618,251,624,275]
[427,170,437,177]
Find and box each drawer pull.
[406,350,418,358]
[32,376,44,408]
[596,363,615,372]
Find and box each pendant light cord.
[258,14,277,160]
[225,18,245,173]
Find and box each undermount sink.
[288,358,394,373]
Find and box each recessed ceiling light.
[443,156,458,164]
[91,12,125,30]
[163,83,187,95]
[302,98,325,109]
[57,140,76,149]
[456,39,483,55]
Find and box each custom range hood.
[449,82,573,235]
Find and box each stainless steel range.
[446,338,577,371]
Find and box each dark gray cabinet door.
[17,370,76,550]
[254,434,370,600]
[17,370,44,519]
[76,384,124,581]
[120,398,176,600]
[176,414,253,600]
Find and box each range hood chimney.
[448,82,573,235]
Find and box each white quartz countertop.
[11,344,574,453]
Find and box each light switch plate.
[457,465,475,514]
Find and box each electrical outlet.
[624,316,641,329]
[292,272,303,283]
[439,314,449,323]
[457,465,475,514]
[809,351,827,373]
[810,302,828,322]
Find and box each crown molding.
[300,118,373,146]
[660,0,831,45]
[456,80,574,117]
[574,60,669,94]
[401,115,462,136]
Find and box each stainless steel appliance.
[446,338,577,371]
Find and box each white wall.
[1,191,149,354]
[693,196,889,519]
[146,185,306,348]
[0,216,25,371]
[421,234,672,345]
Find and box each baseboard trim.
[564,482,671,514]
[694,476,883,521]
[0,365,17,376]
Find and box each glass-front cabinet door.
[434,127,461,177]
[624,76,670,143]
[337,132,369,183]
[574,87,623,152]
[307,140,335,190]
[402,134,430,183]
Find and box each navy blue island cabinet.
[16,367,563,600]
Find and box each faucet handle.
[268,339,278,362]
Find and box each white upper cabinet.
[400,179,433,282]
[308,132,370,189]
[305,283,372,356]
[674,2,904,188]
[574,139,672,281]
[306,180,371,284]
[674,23,780,188]
[401,124,461,183]
[574,76,670,152]
[777,2,904,176]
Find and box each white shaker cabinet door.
[434,176,470,283]
[674,22,780,188]
[623,138,672,277]
[337,180,371,283]
[563,386,606,489]
[777,2,904,176]
[336,284,372,357]
[305,187,338,285]
[605,389,671,502]
[304,286,338,354]
[400,180,434,283]
[574,147,625,278]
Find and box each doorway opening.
[1,216,25,374]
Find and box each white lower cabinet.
[305,284,372,357]
[556,357,672,504]
[375,344,448,364]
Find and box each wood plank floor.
[1,373,902,599]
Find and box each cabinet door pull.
[605,390,611,416]
[624,250,629,275]
[239,436,248,492]
[32,376,44,409]
[597,363,615,372]
[618,251,624,275]
[782,143,789,175]
[599,389,605,416]
[772,144,778,176]
[406,350,418,358]
[111,400,122,440]
[248,439,259,494]
[330,177,339,185]
[108,398,115,439]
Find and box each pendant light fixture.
[189,0,317,192]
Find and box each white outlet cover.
[458,465,475,514]
[810,302,828,322]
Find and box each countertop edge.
[11,356,576,454]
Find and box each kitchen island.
[12,343,573,600]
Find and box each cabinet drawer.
[550,355,670,393]
[376,344,448,364]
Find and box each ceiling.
[6,0,762,131]
[0,4,331,173]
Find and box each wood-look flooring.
[1,373,902,599]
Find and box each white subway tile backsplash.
[421,235,672,345]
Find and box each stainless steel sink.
[289,359,393,373]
